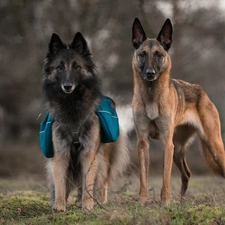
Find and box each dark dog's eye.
[57,64,64,71]
[73,64,81,70]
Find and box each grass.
[0,176,225,225]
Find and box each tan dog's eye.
[138,51,146,60]
[155,51,163,58]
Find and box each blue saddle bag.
[96,96,120,143]
[39,112,54,158]
[40,96,120,158]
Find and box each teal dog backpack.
[39,112,54,158]
[96,96,120,143]
[40,96,120,158]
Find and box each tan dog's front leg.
[161,139,174,206]
[137,138,150,204]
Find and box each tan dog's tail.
[200,140,225,177]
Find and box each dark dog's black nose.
[64,84,73,91]
[61,81,74,93]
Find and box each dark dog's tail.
[116,104,140,179]
[200,139,225,177]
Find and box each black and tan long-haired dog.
[43,32,129,211]
[131,18,225,206]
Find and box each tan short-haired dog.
[131,17,225,206]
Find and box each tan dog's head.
[132,18,173,81]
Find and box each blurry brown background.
[0,0,225,180]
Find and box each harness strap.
[56,113,93,149]
[70,128,81,151]
[71,130,80,145]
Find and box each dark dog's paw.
[82,197,94,211]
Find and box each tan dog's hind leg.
[173,125,195,198]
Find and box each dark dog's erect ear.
[48,33,65,55]
[70,32,90,56]
[157,19,173,51]
[132,18,147,49]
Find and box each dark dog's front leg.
[51,152,69,212]
[51,126,70,212]
[80,149,99,210]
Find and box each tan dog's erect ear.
[132,17,147,49]
[156,19,173,51]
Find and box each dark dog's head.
[44,32,95,94]
[132,18,173,82]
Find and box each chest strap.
[71,130,80,145]
[67,124,81,147]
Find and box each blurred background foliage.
[0,0,225,178]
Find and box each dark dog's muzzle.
[61,81,75,94]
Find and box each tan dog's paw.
[138,196,148,205]
[52,203,66,212]
[160,191,171,207]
